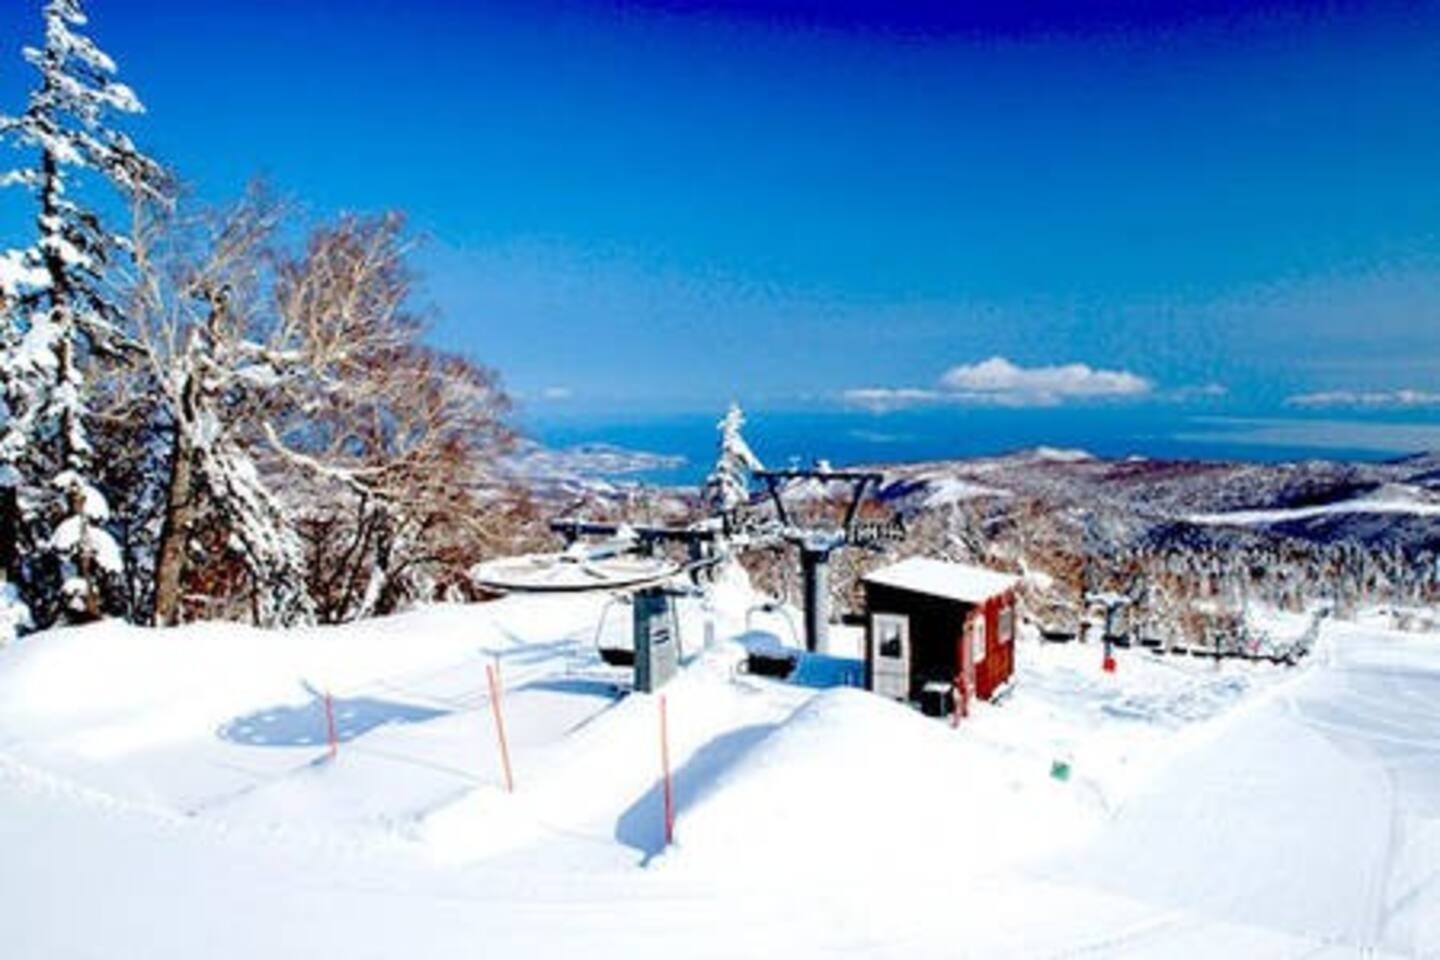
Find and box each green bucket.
[1050,759,1072,782]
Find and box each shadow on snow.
[615,722,777,863]
[217,683,449,748]
[519,677,625,699]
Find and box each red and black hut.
[862,557,1019,711]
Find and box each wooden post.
[324,691,338,760]
[486,662,515,793]
[659,693,674,846]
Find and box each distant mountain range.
[871,448,1440,553]
[512,441,1440,554]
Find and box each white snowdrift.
[0,598,605,756]
[667,686,1094,878]
[0,597,616,827]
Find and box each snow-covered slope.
[0,591,1436,957]
[666,686,1093,881]
[1187,482,1440,526]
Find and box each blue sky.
[2,0,1438,423]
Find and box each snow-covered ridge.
[1026,445,1098,463]
[1187,483,1440,526]
[864,448,1440,551]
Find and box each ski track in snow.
[1041,621,1440,956]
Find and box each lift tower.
[752,468,903,652]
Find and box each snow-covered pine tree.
[0,215,53,636]
[0,300,31,648]
[702,402,762,516]
[0,0,168,623]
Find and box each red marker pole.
[486,662,515,793]
[324,691,338,760]
[659,694,674,847]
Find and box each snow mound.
[0,619,280,746]
[0,598,611,816]
[669,687,1093,877]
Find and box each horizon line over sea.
[518,405,1440,486]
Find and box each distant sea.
[520,406,1440,487]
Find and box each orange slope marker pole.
[659,693,674,847]
[486,662,515,793]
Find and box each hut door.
[871,613,911,701]
[963,611,986,699]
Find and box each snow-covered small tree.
[130,198,514,628]
[127,191,314,628]
[0,0,168,623]
[702,402,762,516]
[266,215,514,622]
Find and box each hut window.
[874,614,908,659]
[999,607,1014,645]
[971,615,987,663]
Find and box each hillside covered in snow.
[730,449,1440,646]
[1,579,1437,957]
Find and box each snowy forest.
[0,0,534,641]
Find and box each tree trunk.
[0,485,18,586]
[65,479,101,623]
[152,423,195,627]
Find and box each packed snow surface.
[0,584,1437,958]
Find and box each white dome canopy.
[471,552,680,593]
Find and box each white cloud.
[540,386,573,401]
[938,357,1152,405]
[1285,388,1440,409]
[842,387,942,412]
[845,356,1153,410]
[1166,382,1228,401]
